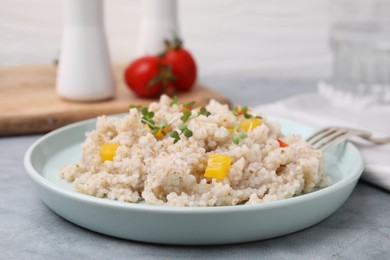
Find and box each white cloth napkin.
[255,83,390,192]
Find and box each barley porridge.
[60,95,330,206]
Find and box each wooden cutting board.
[0,64,230,136]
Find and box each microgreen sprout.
[232,106,240,117]
[232,132,246,145]
[129,104,142,110]
[169,107,194,143]
[170,131,180,143]
[130,97,203,143]
[198,107,211,117]
[169,96,179,107]
[232,105,257,119]
[241,106,252,119]
[180,110,192,123]
[179,124,193,137]
[183,128,193,138]
[178,124,187,131]
[170,125,193,143]
[231,122,247,145]
[170,114,194,143]
[183,101,196,108]
[140,107,159,131]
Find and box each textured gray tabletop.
[1,79,389,259]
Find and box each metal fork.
[306,126,390,151]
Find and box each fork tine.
[307,126,387,151]
[307,127,341,147]
[306,127,331,143]
[307,127,349,150]
[316,130,350,151]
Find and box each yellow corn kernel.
[204,154,232,179]
[100,143,119,162]
[154,126,171,139]
[154,129,164,139]
[145,125,170,139]
[239,118,261,132]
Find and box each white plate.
[24,117,364,245]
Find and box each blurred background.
[0,0,331,81]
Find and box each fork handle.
[351,130,390,145]
[365,135,390,145]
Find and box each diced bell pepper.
[277,138,289,147]
[239,117,261,132]
[204,154,232,179]
[100,143,119,162]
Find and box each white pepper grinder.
[138,0,180,55]
[56,0,115,101]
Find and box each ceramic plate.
[24,116,364,245]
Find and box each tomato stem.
[162,38,183,56]
[147,60,175,95]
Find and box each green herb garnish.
[180,110,192,123]
[140,107,157,130]
[129,104,142,110]
[232,106,239,117]
[232,105,254,119]
[232,132,246,145]
[169,96,179,107]
[170,131,180,143]
[178,124,193,137]
[231,122,247,145]
[241,106,251,119]
[173,123,193,142]
[183,128,193,137]
[131,97,200,144]
[198,107,211,117]
[183,101,196,108]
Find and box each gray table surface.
[1,78,389,259]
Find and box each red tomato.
[124,56,163,98]
[164,48,197,91]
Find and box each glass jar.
[330,0,390,104]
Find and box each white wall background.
[0,0,332,80]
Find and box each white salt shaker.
[138,0,180,55]
[56,0,115,101]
